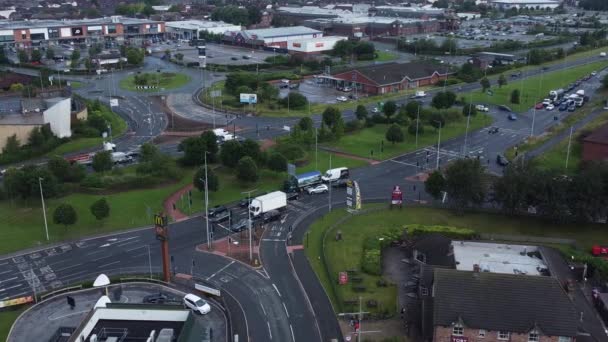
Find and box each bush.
[279,92,308,109]
[275,142,305,161]
[443,108,462,123]
[80,174,106,188]
[345,119,363,133]
[236,156,258,182]
[371,114,387,124]
[405,224,478,239]
[408,120,424,135]
[267,152,287,172]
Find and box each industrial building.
[288,35,347,55]
[222,26,323,49]
[165,20,242,41]
[304,17,440,38]
[0,16,165,48]
[488,0,561,10]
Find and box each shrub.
[408,120,424,135]
[345,119,363,133]
[405,224,478,239]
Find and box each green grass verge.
[374,51,397,62]
[0,169,195,254]
[534,109,608,172]
[329,115,491,160]
[305,206,607,315]
[0,308,25,341]
[119,73,191,92]
[460,60,608,113]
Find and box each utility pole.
[315,127,318,171]
[436,121,442,170]
[241,189,257,262]
[463,102,472,157]
[204,152,210,250]
[328,153,332,213]
[565,126,574,170]
[415,105,420,148]
[38,177,49,241]
[337,297,379,342]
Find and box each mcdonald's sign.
[154,214,168,241]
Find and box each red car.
[535,103,545,110]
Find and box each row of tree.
[425,158,608,223]
[331,40,376,61]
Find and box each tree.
[322,107,342,127]
[395,107,411,126]
[480,77,491,92]
[280,92,308,109]
[48,156,86,183]
[92,151,113,172]
[408,120,424,135]
[30,49,42,63]
[383,101,397,119]
[332,116,345,139]
[201,131,219,162]
[70,50,81,63]
[425,170,446,200]
[220,140,243,168]
[17,50,28,64]
[510,89,521,104]
[267,152,287,172]
[528,49,544,65]
[444,158,487,211]
[385,124,404,144]
[258,82,279,103]
[355,105,368,121]
[178,136,213,166]
[126,48,144,65]
[241,139,263,163]
[236,156,258,182]
[497,74,507,88]
[493,163,535,215]
[462,103,478,117]
[193,167,219,192]
[431,91,456,109]
[84,58,94,72]
[429,112,445,130]
[404,101,422,120]
[53,203,77,228]
[3,134,20,155]
[175,53,184,63]
[90,198,110,222]
[45,49,55,60]
[140,143,160,163]
[298,117,314,131]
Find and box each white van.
[322,167,349,182]
[183,293,211,314]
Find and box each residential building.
[582,124,608,161]
[325,62,452,95]
[431,268,578,342]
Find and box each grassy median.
[120,72,191,92]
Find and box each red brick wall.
[434,326,572,342]
[582,141,608,161]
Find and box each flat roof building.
[223,26,323,49]
[165,20,242,40]
[488,0,561,9]
[288,35,347,54]
[452,241,549,276]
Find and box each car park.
[559,103,569,111]
[496,154,509,166]
[336,96,348,102]
[508,113,517,121]
[183,294,211,315]
[546,104,555,111]
[143,293,168,304]
[307,184,329,194]
[488,127,499,134]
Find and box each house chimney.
[473,264,480,273]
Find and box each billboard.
[240,93,258,104]
[391,185,403,205]
[346,180,361,211]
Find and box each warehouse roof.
[433,268,578,337]
[0,16,160,30]
[165,20,240,30]
[241,26,321,40]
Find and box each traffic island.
[196,230,263,268]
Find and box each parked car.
[286,192,299,201]
[231,218,250,232]
[307,184,329,194]
[371,107,380,114]
[488,127,499,134]
[546,104,555,111]
[143,293,168,304]
[475,104,489,112]
[262,210,281,223]
[535,102,545,110]
[183,294,211,315]
[208,205,227,218]
[508,113,518,121]
[568,105,576,112]
[559,103,569,111]
[496,154,509,166]
[336,96,348,102]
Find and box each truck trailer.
[249,191,287,217]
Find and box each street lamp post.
[241,189,257,262]
[38,177,49,241]
[147,244,152,280]
[328,153,332,213]
[202,152,211,250]
[435,121,442,170]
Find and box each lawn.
[119,72,191,92]
[374,51,397,62]
[0,308,25,342]
[329,115,492,160]
[0,168,195,254]
[305,206,607,315]
[461,60,608,113]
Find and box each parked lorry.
[414,91,426,98]
[249,191,287,217]
[549,89,564,102]
[284,171,322,192]
[111,152,132,164]
[576,89,585,97]
[322,167,349,182]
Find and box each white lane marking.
[0,262,8,266]
[267,322,273,340]
[272,283,282,297]
[85,250,106,257]
[262,239,286,242]
[126,245,146,253]
[389,159,418,167]
[0,284,24,292]
[260,303,267,316]
[98,261,120,269]
[48,309,90,321]
[116,240,140,248]
[206,261,235,281]
[92,254,114,262]
[0,270,13,276]
[290,324,296,342]
[53,263,82,273]
[283,302,289,318]
[0,277,18,284]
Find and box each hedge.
[405,224,478,240]
[361,226,403,276]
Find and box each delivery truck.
[249,191,287,217]
[322,167,349,182]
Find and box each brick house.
[430,269,578,342]
[582,124,608,161]
[328,62,452,95]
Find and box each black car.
[286,192,299,201]
[262,210,281,223]
[496,154,509,166]
[498,105,512,112]
[488,127,499,134]
[332,178,349,188]
[239,197,252,208]
[231,57,238,60]
[208,205,228,218]
[209,210,230,223]
[231,218,250,232]
[143,293,168,304]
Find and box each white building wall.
[30,28,49,39]
[60,27,72,37]
[43,98,71,138]
[264,33,322,45]
[289,36,347,53]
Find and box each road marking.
[272,283,282,297]
[283,302,289,318]
[290,324,296,342]
[92,254,114,262]
[126,245,146,253]
[62,270,88,280]
[116,240,140,248]
[85,250,106,257]
[267,322,272,340]
[0,269,13,276]
[0,284,23,292]
[260,303,267,316]
[49,309,90,321]
[0,277,18,284]
[206,261,235,281]
[262,239,285,242]
[389,159,418,167]
[0,262,8,266]
[98,261,120,269]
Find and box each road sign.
[110,99,118,107]
[287,163,296,176]
[239,93,257,104]
[154,214,168,241]
[346,180,361,211]
[391,185,403,206]
[339,272,348,285]
[211,90,222,98]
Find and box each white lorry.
[213,128,236,143]
[249,191,287,217]
[322,167,350,182]
[111,152,132,164]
